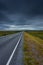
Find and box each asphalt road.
[0,32,24,65]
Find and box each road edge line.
[6,34,22,65]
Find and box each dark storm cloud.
[0,1,7,11]
[0,0,43,30]
[0,12,8,22]
[0,0,43,15]
[4,0,43,15]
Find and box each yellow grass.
[24,32,43,65]
[25,32,43,44]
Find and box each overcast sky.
[0,0,43,30]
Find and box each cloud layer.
[0,0,43,30]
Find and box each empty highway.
[0,32,24,65]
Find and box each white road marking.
[6,34,22,65]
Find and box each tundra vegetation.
[0,31,20,36]
[24,31,43,65]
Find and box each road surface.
[0,32,24,65]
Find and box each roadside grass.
[26,32,43,44]
[0,31,20,36]
[24,32,43,65]
[27,31,43,40]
